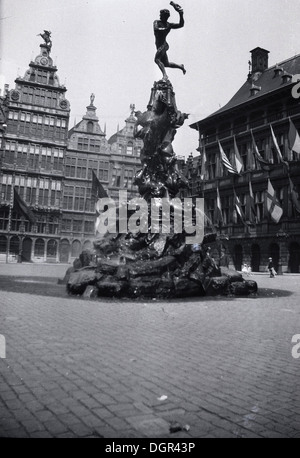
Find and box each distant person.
[268,257,276,278]
[153,2,186,80]
[242,263,248,275]
[219,249,229,268]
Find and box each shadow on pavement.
[0,275,294,302]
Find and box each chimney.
[250,47,270,75]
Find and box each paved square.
[0,265,300,438]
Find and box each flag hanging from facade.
[218,141,238,174]
[251,130,271,171]
[233,136,243,174]
[266,178,283,223]
[288,176,300,214]
[248,178,257,224]
[215,185,224,225]
[233,189,246,223]
[13,187,36,223]
[288,118,300,155]
[91,170,108,200]
[270,124,289,169]
[200,147,207,180]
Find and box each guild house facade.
[189,47,300,273]
[0,35,142,263]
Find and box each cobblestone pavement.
[0,266,300,438]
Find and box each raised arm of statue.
[169,2,184,28]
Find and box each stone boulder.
[204,276,230,296]
[229,280,258,296]
[67,269,101,295]
[128,256,177,277]
[220,267,243,283]
[97,275,128,297]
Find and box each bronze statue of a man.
[154,2,186,80]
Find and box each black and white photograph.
[0,0,300,443]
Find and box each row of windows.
[65,157,109,180]
[1,174,62,208]
[3,142,64,170]
[26,69,56,86]
[0,235,58,255]
[62,185,93,211]
[111,169,134,188]
[1,173,61,190]
[0,209,59,235]
[21,86,60,108]
[7,112,67,141]
[118,142,141,156]
[61,218,94,234]
[77,137,101,152]
[9,111,67,128]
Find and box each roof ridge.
[268,53,300,70]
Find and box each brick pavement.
[0,268,300,438]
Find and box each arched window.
[251,244,261,272]
[34,238,45,256]
[71,240,81,258]
[0,236,7,254]
[234,245,243,271]
[9,236,20,255]
[83,240,92,251]
[47,239,57,257]
[59,239,70,263]
[269,243,280,272]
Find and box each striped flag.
[266,179,283,223]
[218,141,238,174]
[288,118,300,155]
[233,136,243,174]
[251,130,271,171]
[200,147,207,180]
[233,190,246,223]
[248,178,257,223]
[270,124,289,169]
[216,185,223,225]
[288,176,300,214]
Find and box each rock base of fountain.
[65,232,257,299]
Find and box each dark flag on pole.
[251,130,272,171]
[13,187,36,223]
[91,170,108,200]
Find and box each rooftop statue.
[37,30,52,50]
[154,2,186,80]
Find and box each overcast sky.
[1,0,300,158]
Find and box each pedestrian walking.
[268,257,276,278]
